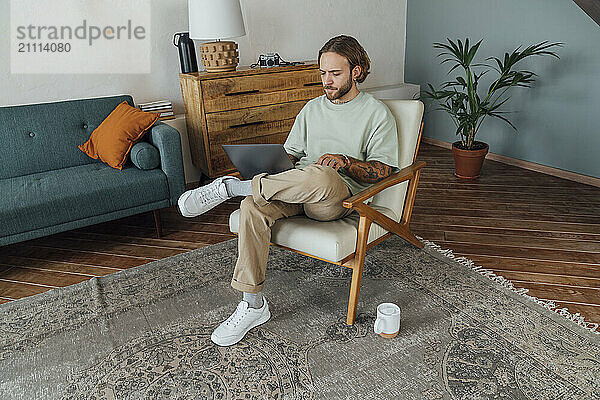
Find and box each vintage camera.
[259,53,280,68]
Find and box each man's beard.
[323,76,353,101]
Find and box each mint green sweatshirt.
[284,91,399,195]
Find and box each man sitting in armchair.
[177,35,399,346]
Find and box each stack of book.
[138,100,175,121]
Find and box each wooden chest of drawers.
[179,62,322,178]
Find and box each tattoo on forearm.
[345,158,393,184]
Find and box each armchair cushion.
[371,100,424,221]
[229,204,397,263]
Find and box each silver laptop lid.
[222,144,294,179]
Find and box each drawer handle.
[229,121,264,128]
[225,89,260,96]
[303,82,322,87]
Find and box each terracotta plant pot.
[452,141,489,179]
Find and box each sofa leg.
[153,209,162,238]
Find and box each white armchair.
[229,99,426,325]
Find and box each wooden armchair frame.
[271,122,425,325]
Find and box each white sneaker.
[177,176,239,217]
[211,298,271,346]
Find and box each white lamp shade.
[188,0,246,40]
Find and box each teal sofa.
[0,95,185,247]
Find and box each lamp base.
[200,41,239,72]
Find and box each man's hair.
[318,35,371,84]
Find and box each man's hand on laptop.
[316,153,349,171]
[287,154,298,166]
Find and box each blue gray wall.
[406,0,600,178]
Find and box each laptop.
[222,144,294,179]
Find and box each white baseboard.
[422,137,600,188]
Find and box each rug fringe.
[416,236,600,336]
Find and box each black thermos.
[173,32,198,73]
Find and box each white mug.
[374,303,401,338]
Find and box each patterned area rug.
[0,237,599,399]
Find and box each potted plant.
[422,38,561,179]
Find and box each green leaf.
[425,38,561,140]
[465,39,483,66]
[489,111,518,131]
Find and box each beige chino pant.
[231,164,352,293]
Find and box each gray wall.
[406,0,600,178]
[0,0,407,113]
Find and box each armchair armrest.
[147,121,186,206]
[342,161,426,209]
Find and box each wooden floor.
[1,142,599,325]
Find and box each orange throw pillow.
[79,101,159,170]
